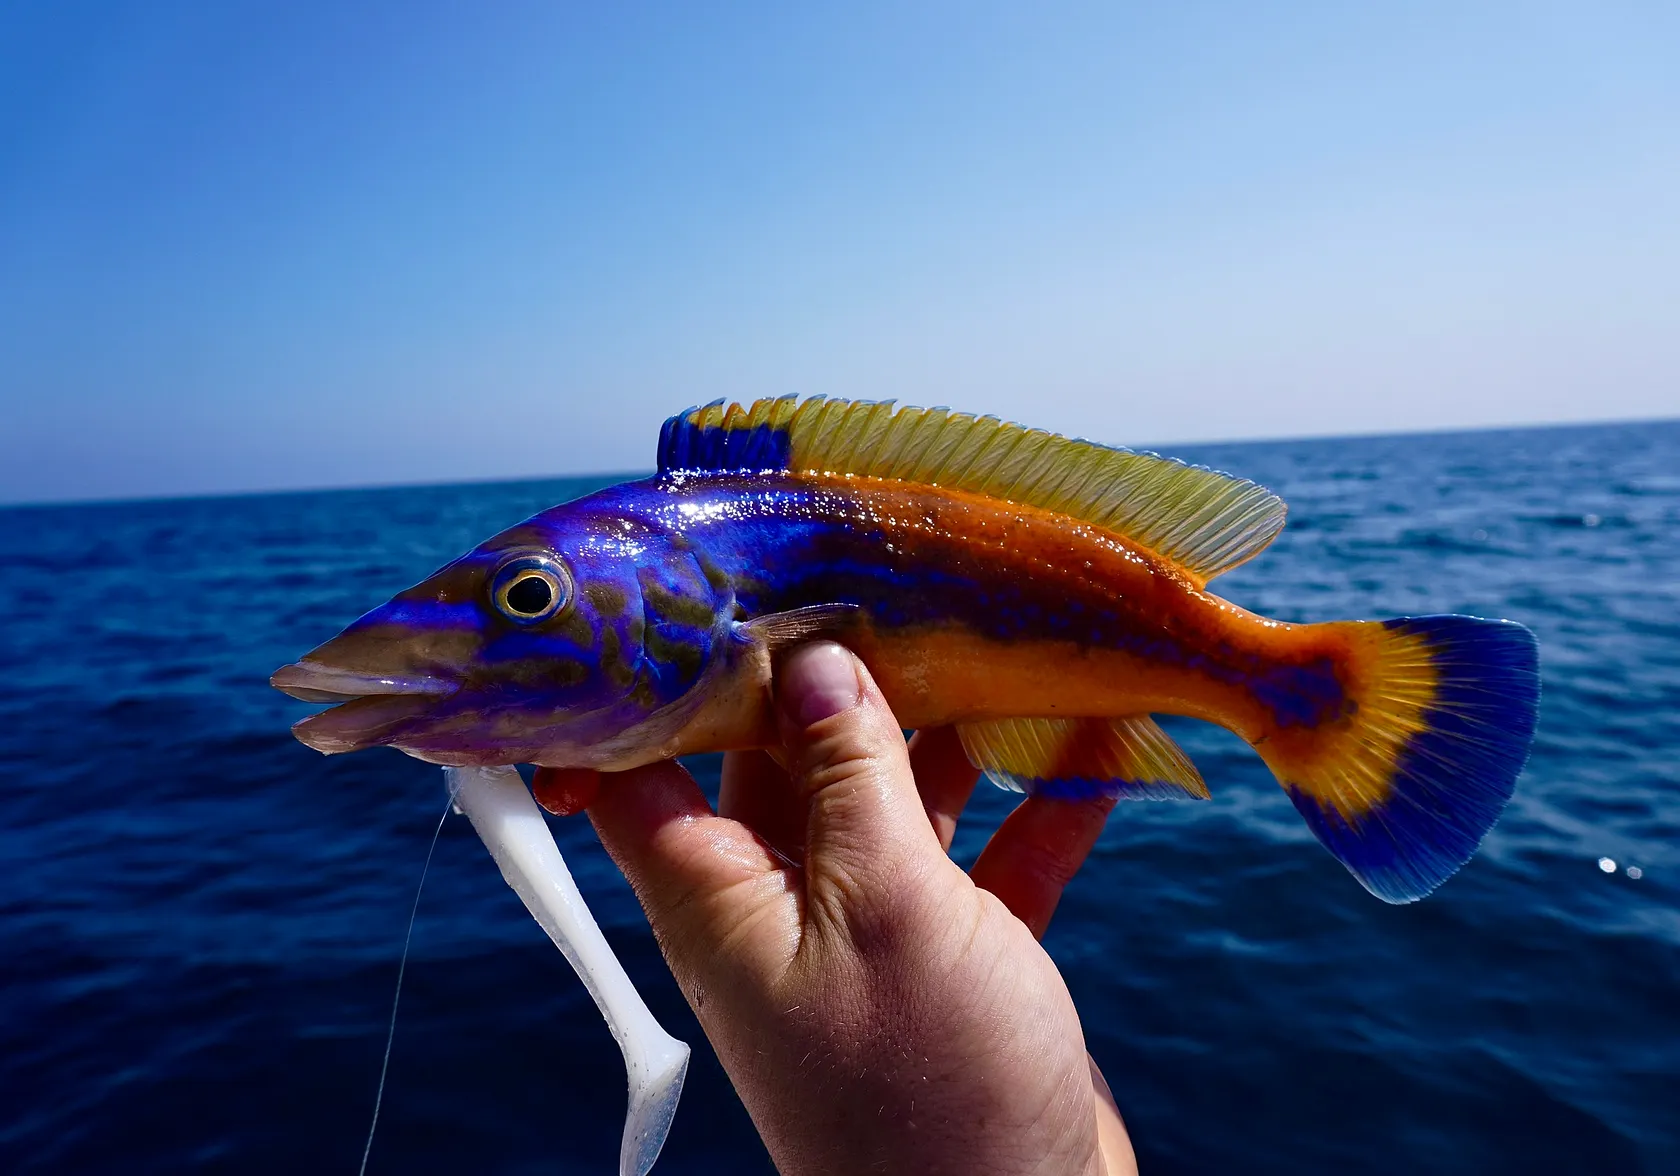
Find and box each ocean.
[2,420,1676,1174]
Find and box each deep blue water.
[2,421,1677,1174]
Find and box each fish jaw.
[269,582,491,754]
[288,692,447,755]
[271,657,462,755]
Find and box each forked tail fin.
[1251,615,1540,903]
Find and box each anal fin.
[956,716,1208,801]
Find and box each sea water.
[1,420,1675,1173]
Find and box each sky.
[2,2,1676,504]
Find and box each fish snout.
[271,623,468,754]
[269,660,456,704]
[271,601,481,704]
[271,658,457,755]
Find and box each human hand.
[535,643,1136,1176]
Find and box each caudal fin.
[1252,615,1540,903]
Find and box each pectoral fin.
[956,716,1209,800]
[735,604,866,651]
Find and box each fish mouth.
[270,661,457,704]
[271,661,459,754]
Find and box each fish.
[272,396,1541,903]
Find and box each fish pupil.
[506,575,554,616]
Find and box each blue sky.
[2,2,1676,504]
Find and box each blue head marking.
[282,489,735,767]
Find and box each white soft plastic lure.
[446,765,690,1176]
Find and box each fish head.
[270,498,732,767]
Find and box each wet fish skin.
[273,397,1540,904]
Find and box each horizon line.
[4,412,1675,513]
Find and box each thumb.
[775,643,945,919]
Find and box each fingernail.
[777,643,861,728]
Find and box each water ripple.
[2,426,1677,1172]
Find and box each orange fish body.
[275,397,1540,903]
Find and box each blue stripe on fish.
[1019,774,1194,801]
[376,600,486,630]
[651,476,1350,729]
[1249,659,1347,728]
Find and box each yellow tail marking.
[1253,624,1441,819]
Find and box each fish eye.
[490,553,572,624]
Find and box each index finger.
[906,726,981,852]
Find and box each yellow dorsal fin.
[956,716,1209,800]
[660,395,1286,580]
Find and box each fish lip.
[289,693,443,755]
[269,661,459,704]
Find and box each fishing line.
[358,794,453,1176]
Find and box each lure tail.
[1252,615,1540,903]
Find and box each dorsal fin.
[657,395,1286,580]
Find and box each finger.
[718,748,806,862]
[968,792,1117,939]
[531,766,600,816]
[773,644,945,921]
[587,759,797,974]
[906,726,981,851]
